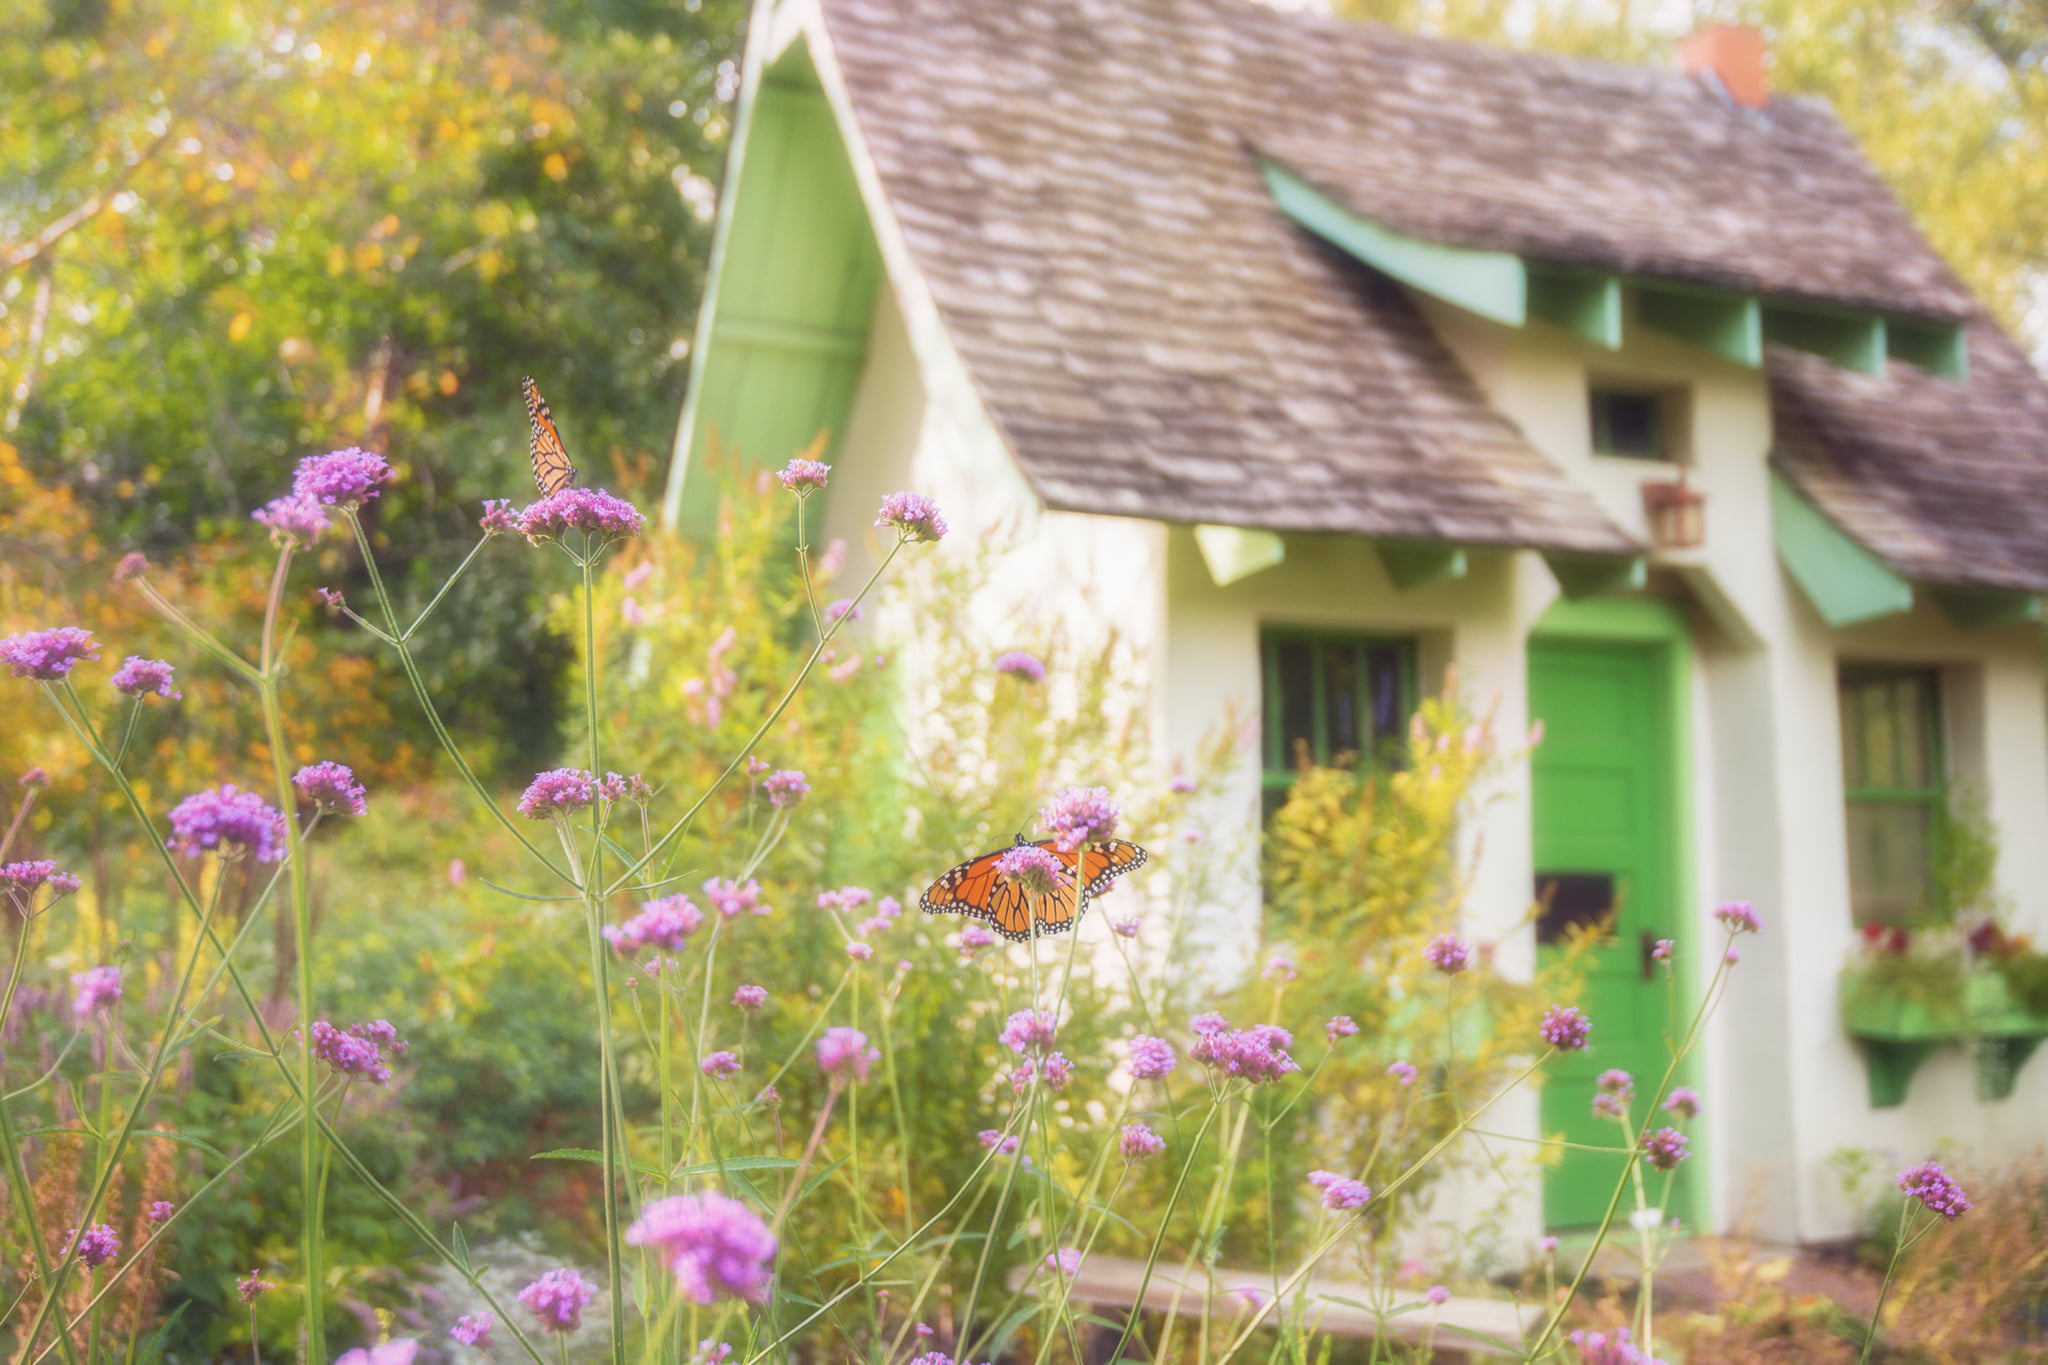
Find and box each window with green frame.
[1260,631,1416,820]
[1838,665,1945,927]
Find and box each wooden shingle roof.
[813,0,2048,584]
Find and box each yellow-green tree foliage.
[1339,0,2048,346]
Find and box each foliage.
[1336,0,2048,351]
[1839,927,1971,1023]
[1930,782,2004,927]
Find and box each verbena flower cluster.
[995,843,1066,896]
[65,1223,121,1268]
[1422,931,1472,975]
[1000,1008,1059,1055]
[1307,1170,1371,1210]
[1714,900,1763,935]
[517,767,600,818]
[1190,1015,1299,1085]
[3,860,82,902]
[1568,1326,1666,1365]
[703,876,768,917]
[626,1193,778,1304]
[763,769,809,808]
[518,1267,596,1333]
[1127,1034,1177,1079]
[1640,1126,1690,1170]
[449,1313,494,1347]
[517,487,647,542]
[2,626,101,680]
[293,447,394,507]
[604,895,705,953]
[111,656,181,699]
[167,785,288,862]
[292,761,367,816]
[1036,785,1119,853]
[994,650,1045,682]
[1664,1087,1701,1119]
[1897,1160,1973,1219]
[1540,1004,1592,1051]
[876,491,948,542]
[777,457,831,493]
[817,1026,878,1084]
[71,965,123,1017]
[1120,1123,1166,1160]
[307,1019,408,1085]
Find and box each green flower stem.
[794,493,823,637]
[1097,1101,1223,1365]
[0,918,79,1365]
[1029,1092,1135,1365]
[124,574,261,685]
[0,768,42,860]
[1857,1202,1919,1365]
[111,698,143,769]
[955,1100,1039,1357]
[342,513,570,883]
[251,539,329,1365]
[579,554,634,1365]
[399,533,492,641]
[875,980,915,1239]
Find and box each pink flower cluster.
[1190,1015,1298,1085]
[1120,1122,1166,1160]
[995,844,1066,897]
[449,1314,494,1347]
[517,768,598,819]
[1422,932,1471,975]
[732,984,768,1011]
[703,877,768,918]
[1640,1127,1690,1171]
[778,458,831,494]
[518,1267,596,1333]
[71,965,123,1018]
[1126,1034,1177,1079]
[2,627,101,680]
[516,487,646,542]
[994,651,1045,682]
[64,1223,120,1267]
[1714,900,1764,935]
[3,860,82,904]
[875,491,948,543]
[764,770,809,808]
[1897,1159,1972,1219]
[307,1018,408,1085]
[292,761,367,816]
[999,1008,1059,1055]
[1307,1170,1371,1210]
[1567,1326,1665,1365]
[603,895,704,953]
[818,1026,878,1084]
[112,656,181,699]
[1664,1087,1701,1119]
[627,1192,777,1304]
[292,447,394,507]
[1540,1005,1591,1051]
[1036,785,1119,854]
[167,785,288,863]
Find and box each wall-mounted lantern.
[1642,469,1706,549]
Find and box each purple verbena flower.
[1593,1091,1629,1120]
[1897,1160,1972,1219]
[1120,1123,1166,1160]
[1307,1171,1371,1210]
[1191,1011,1229,1036]
[1427,1286,1450,1305]
[1191,1023,1298,1085]
[1641,1127,1691,1171]
[701,1050,742,1079]
[1044,1248,1082,1277]
[958,925,998,953]
[1263,953,1298,982]
[626,1192,777,1304]
[815,886,873,912]
[518,1267,597,1333]
[1127,1034,1177,1079]
[1326,1016,1359,1041]
[1038,1052,1074,1091]
[690,1344,733,1365]
[2,627,101,681]
[1170,773,1197,794]
[1036,785,1119,853]
[703,877,767,918]
[1423,932,1472,975]
[733,984,768,1011]
[602,895,704,954]
[111,657,180,700]
[1568,1326,1665,1365]
[1387,1059,1419,1086]
[1714,900,1763,936]
[876,491,948,543]
[978,1129,1021,1157]
[114,553,149,581]
[63,1223,119,1268]
[146,1200,174,1224]
[757,1085,780,1109]
[777,458,831,494]
[449,1314,494,1347]
[252,493,332,542]
[846,941,874,961]
[1651,938,1674,961]
[3,861,82,902]
[817,1026,877,1084]
[517,768,597,819]
[1597,1069,1634,1097]
[314,586,346,614]
[306,1019,406,1085]
[292,761,367,816]
[167,785,288,862]
[479,500,519,535]
[1540,1235,1560,1253]
[994,651,1045,682]
[1111,916,1141,938]
[1540,1005,1591,1051]
[293,447,393,507]
[70,966,123,1018]
[1000,1008,1059,1056]
[238,1270,275,1302]
[824,598,861,624]
[995,844,1067,898]
[336,1341,419,1365]
[763,770,809,809]
[1664,1087,1701,1119]
[517,487,646,542]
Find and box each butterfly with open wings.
[921,835,1148,942]
[522,376,579,495]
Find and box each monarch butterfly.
[522,376,579,496]
[920,835,1148,942]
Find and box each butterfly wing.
[522,376,579,496]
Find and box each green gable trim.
[1377,540,1468,590]
[1770,472,1914,627]
[1542,551,1648,600]
[1527,270,1622,349]
[1764,305,1886,378]
[1194,524,1287,587]
[1931,586,2042,632]
[1638,286,1763,368]
[1259,158,1527,327]
[664,38,884,533]
[1887,319,1970,381]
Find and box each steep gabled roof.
[810,0,2048,587]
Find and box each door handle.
[1640,931,1658,982]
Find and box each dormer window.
[1589,385,1674,461]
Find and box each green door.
[1529,639,1691,1228]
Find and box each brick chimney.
[1679,25,1770,110]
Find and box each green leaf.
[668,1156,802,1178]
[530,1148,665,1179]
[451,1222,473,1274]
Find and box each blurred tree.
[0,0,745,772]
[1337,0,2048,349]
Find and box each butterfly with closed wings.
[921,835,1148,942]
[522,375,579,496]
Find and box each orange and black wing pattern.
[522,376,579,496]
[920,837,1149,942]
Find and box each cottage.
[661,0,2048,1247]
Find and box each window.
[1589,386,1670,461]
[1838,666,1944,927]
[1260,631,1415,819]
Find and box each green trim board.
[1528,595,1700,1230]
[1769,473,1915,627]
[1194,524,1287,586]
[1763,306,1886,378]
[1377,540,1467,590]
[1258,157,1527,327]
[1930,586,2042,632]
[666,38,885,534]
[1887,319,1970,381]
[1542,552,1647,600]
[1638,286,1763,368]
[1527,270,1623,349]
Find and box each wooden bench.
[1011,1254,1537,1359]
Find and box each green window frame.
[1838,665,1945,927]
[1260,630,1416,819]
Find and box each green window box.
[1841,971,2048,1106]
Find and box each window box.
[1840,969,2048,1107]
